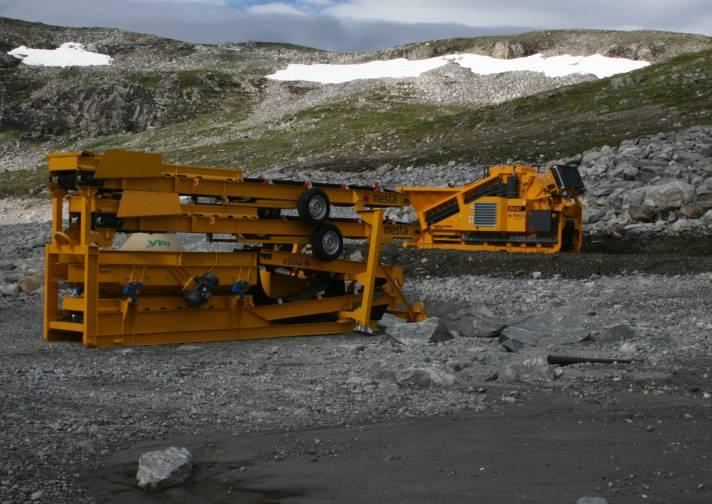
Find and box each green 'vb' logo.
[147,239,171,248]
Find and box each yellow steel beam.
[49,150,407,208]
[340,210,383,331]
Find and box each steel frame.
[44,151,425,347]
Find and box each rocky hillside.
[1,17,710,143]
[1,18,712,241]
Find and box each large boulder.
[136,447,193,491]
[499,311,590,352]
[644,181,695,210]
[491,40,529,59]
[386,317,454,345]
[445,307,505,338]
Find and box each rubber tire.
[298,188,330,225]
[57,172,77,190]
[311,223,343,262]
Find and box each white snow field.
[268,53,650,84]
[7,42,112,67]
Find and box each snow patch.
[7,42,112,67]
[267,53,650,84]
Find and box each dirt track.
[381,233,712,279]
[89,392,712,504]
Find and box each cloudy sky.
[1,0,710,51]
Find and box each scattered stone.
[0,283,20,296]
[680,206,703,219]
[484,371,500,382]
[446,359,465,372]
[599,324,636,343]
[628,204,656,222]
[18,273,43,293]
[502,356,556,382]
[499,333,525,353]
[30,491,43,501]
[395,366,457,388]
[696,191,712,210]
[348,250,364,262]
[703,209,712,225]
[176,345,201,352]
[386,317,454,345]
[136,447,193,491]
[531,271,542,279]
[344,376,376,388]
[619,342,638,356]
[576,497,608,504]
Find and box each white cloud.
[300,0,333,6]
[0,0,709,51]
[129,0,226,3]
[246,2,307,16]
[324,0,712,35]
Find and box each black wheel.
[258,207,281,219]
[298,188,330,225]
[57,172,77,190]
[311,223,343,262]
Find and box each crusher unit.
[399,164,585,254]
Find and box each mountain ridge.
[1,17,711,195]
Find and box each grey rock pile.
[412,65,591,106]
[569,126,712,237]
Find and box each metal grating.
[474,202,497,227]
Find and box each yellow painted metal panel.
[117,191,181,218]
[47,152,80,171]
[96,150,164,179]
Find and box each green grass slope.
[67,48,712,171]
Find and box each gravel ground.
[1,217,712,502]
